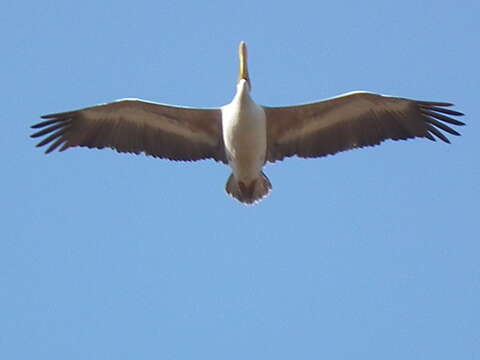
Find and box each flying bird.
[31,42,464,204]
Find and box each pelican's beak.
[238,41,251,89]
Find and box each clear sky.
[2,0,479,359]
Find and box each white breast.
[221,82,266,182]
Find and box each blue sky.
[2,0,479,359]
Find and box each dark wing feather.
[265,92,464,162]
[31,99,227,163]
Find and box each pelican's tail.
[225,172,272,205]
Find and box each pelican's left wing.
[31,99,227,163]
[265,92,464,162]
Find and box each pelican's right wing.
[31,99,227,163]
[265,92,464,162]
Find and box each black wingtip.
[31,118,65,129]
[426,124,451,143]
[424,105,465,117]
[41,110,76,119]
[417,100,454,107]
[420,108,466,127]
[40,113,60,119]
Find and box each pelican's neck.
[235,78,252,102]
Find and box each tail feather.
[225,172,272,205]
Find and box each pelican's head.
[238,41,251,91]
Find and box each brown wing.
[265,92,464,162]
[31,99,227,163]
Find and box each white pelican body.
[31,41,464,205]
[222,78,270,202]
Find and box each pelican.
[31,42,464,204]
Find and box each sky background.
[2,0,479,359]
